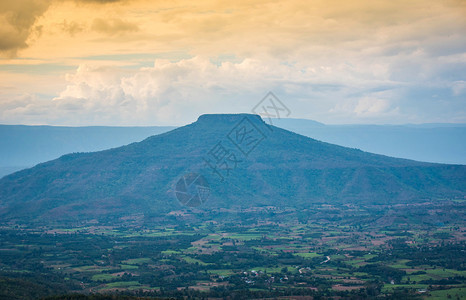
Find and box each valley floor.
[0,201,465,299]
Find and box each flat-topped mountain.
[0,114,465,222]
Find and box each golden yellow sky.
[1,0,465,125]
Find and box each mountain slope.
[273,118,466,164]
[0,125,174,178]
[0,114,465,222]
[2,119,464,180]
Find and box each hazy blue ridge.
[0,114,464,222]
[0,125,175,178]
[273,118,466,165]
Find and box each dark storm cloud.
[0,0,129,57]
[91,18,139,35]
[77,0,124,3]
[0,0,51,57]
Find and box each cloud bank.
[0,0,465,125]
[1,52,464,125]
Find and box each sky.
[0,0,465,126]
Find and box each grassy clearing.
[381,283,428,293]
[345,259,365,266]
[91,273,114,281]
[105,281,141,288]
[207,269,235,276]
[207,234,223,241]
[427,287,466,299]
[127,285,158,291]
[122,258,151,265]
[162,250,181,255]
[389,259,411,269]
[53,228,84,233]
[248,266,283,273]
[251,246,275,254]
[183,246,198,253]
[119,264,139,270]
[294,252,322,259]
[362,254,376,260]
[407,273,433,282]
[72,265,102,272]
[182,256,211,266]
[228,234,262,241]
[427,268,466,278]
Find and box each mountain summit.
[0,114,465,222]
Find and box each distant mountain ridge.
[0,114,465,222]
[1,119,465,179]
[0,125,175,178]
[273,118,466,165]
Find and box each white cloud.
[48,56,407,125]
[354,98,391,116]
[328,90,402,123]
[1,48,465,125]
[51,57,279,125]
[452,81,466,96]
